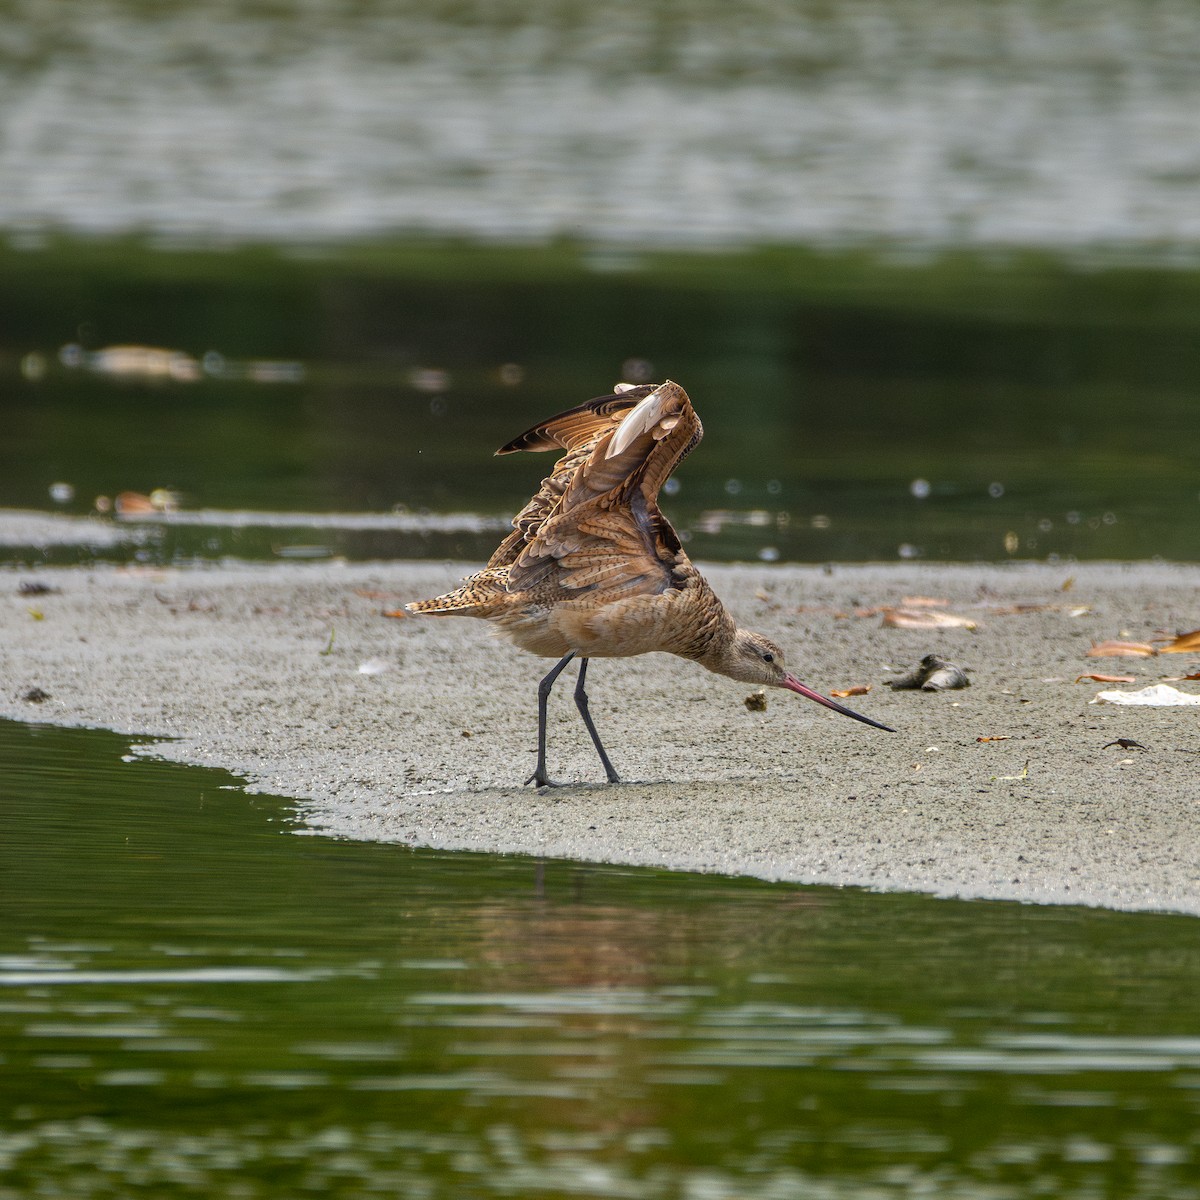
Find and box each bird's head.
[725,629,793,686]
[723,628,895,732]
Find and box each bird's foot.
[524,771,621,789]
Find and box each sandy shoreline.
[3,541,1200,915]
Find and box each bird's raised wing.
[496,386,654,456]
[500,381,703,600]
[487,385,655,569]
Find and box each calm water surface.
[2,718,1199,1198]
[2,241,1199,566]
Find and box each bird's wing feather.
[502,381,702,599]
[495,387,655,455]
[487,385,657,569]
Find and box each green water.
[3,240,1200,566]
[2,718,1199,1198]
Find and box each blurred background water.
[0,0,1198,565]
[4,0,1200,250]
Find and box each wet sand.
[3,547,1199,915]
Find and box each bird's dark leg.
[526,651,576,787]
[573,658,621,783]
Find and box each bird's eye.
[762,652,774,663]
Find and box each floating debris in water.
[112,488,180,517]
[22,687,50,703]
[886,655,971,691]
[48,481,74,503]
[409,367,450,393]
[17,581,59,596]
[84,344,201,382]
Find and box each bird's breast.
[546,591,696,659]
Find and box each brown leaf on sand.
[883,608,977,630]
[976,735,1011,742]
[381,608,410,619]
[1075,673,1137,684]
[1155,628,1200,654]
[1085,640,1157,657]
[831,685,871,698]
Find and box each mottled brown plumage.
[407,380,893,785]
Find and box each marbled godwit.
[407,381,894,786]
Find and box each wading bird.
[407,381,894,785]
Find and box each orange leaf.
[1075,673,1137,683]
[976,735,1012,742]
[899,596,951,607]
[1085,640,1156,657]
[381,608,410,619]
[1155,628,1200,654]
[831,685,871,697]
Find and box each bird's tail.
[405,569,506,616]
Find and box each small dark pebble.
[22,687,51,703]
[18,581,59,596]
